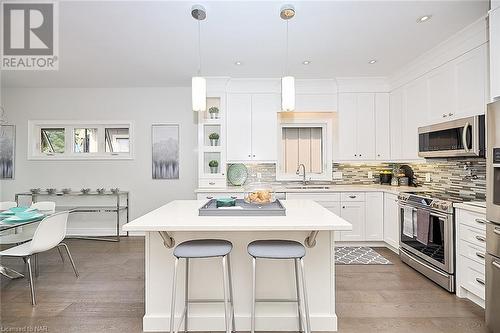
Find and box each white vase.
[210,166,218,174]
[210,139,219,146]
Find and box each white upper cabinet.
[295,94,337,112]
[428,62,455,121]
[227,94,252,161]
[338,93,376,160]
[375,93,391,160]
[251,94,280,161]
[226,93,280,162]
[490,8,500,101]
[389,88,405,160]
[403,78,427,160]
[455,45,487,114]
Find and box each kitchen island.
[123,199,351,332]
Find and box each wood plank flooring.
[0,239,487,332]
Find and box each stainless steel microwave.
[418,115,485,158]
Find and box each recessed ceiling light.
[417,15,432,23]
[368,59,377,64]
[302,60,311,65]
[234,61,242,65]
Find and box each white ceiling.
[1,0,489,88]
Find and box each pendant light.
[280,5,295,112]
[191,5,207,112]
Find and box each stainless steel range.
[398,192,457,292]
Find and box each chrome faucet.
[296,163,307,185]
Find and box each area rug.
[335,246,392,265]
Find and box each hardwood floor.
[0,239,487,332]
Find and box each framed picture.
[0,125,15,179]
[152,124,179,179]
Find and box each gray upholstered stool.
[247,240,310,333]
[170,239,235,333]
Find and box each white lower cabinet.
[383,193,399,250]
[365,193,384,241]
[456,207,487,308]
[340,201,366,241]
[196,192,244,200]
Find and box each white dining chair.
[0,211,79,305]
[0,201,17,211]
[0,201,57,246]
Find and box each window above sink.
[276,112,335,182]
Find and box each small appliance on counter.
[379,171,392,185]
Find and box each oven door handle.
[430,213,446,222]
[462,122,470,153]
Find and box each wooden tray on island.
[199,199,286,216]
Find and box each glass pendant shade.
[192,76,206,112]
[281,76,295,111]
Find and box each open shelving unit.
[198,95,226,188]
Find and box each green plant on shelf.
[208,160,219,167]
[208,133,219,140]
[208,106,219,114]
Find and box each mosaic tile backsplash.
[228,158,486,201]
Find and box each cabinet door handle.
[476,252,485,259]
[475,218,486,225]
[209,182,215,185]
[230,196,237,199]
[442,114,447,118]
[253,155,255,157]
[475,235,486,242]
[448,113,453,117]
[476,277,485,285]
[206,196,213,199]
[493,260,500,270]
[494,227,500,236]
[248,154,251,157]
[342,206,346,209]
[349,195,357,199]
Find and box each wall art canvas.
[152,124,179,179]
[0,125,15,179]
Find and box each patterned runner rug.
[335,246,392,265]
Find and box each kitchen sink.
[285,186,331,190]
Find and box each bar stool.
[170,239,235,333]
[247,239,310,333]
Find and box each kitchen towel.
[403,206,414,238]
[416,209,431,245]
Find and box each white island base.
[123,200,351,332]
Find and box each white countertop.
[123,199,352,232]
[453,201,487,215]
[195,184,433,195]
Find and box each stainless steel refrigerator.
[487,100,500,333]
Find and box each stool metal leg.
[222,255,231,333]
[184,258,189,333]
[299,258,311,333]
[170,257,179,333]
[294,259,304,333]
[251,257,256,333]
[227,254,236,333]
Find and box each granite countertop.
[453,201,487,214]
[196,184,433,195]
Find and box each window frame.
[28,120,134,160]
[276,119,333,181]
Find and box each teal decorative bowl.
[15,211,37,219]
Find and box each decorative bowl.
[15,211,36,219]
[62,188,72,194]
[46,188,57,194]
[30,188,41,194]
[81,188,91,194]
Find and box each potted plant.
[208,106,219,119]
[209,160,219,173]
[208,132,219,146]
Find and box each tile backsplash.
[227,158,486,201]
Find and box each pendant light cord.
[285,20,289,76]
[197,19,202,76]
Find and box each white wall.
[0,87,197,235]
